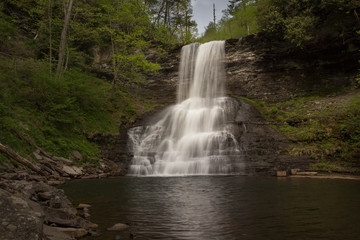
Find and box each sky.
[191,0,230,36]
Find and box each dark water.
[60,176,360,240]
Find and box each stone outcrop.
[0,143,123,184]
[229,98,312,175]
[225,34,359,102]
[0,179,97,240]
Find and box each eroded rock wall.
[225,35,358,102]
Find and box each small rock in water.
[88,223,98,229]
[107,223,130,231]
[77,203,91,209]
[52,227,88,238]
[276,171,287,177]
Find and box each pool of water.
[60,176,360,240]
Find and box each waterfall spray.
[128,41,240,176]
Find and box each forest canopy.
[200,0,360,49]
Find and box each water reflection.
[60,177,360,240]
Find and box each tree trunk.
[355,9,360,26]
[56,0,74,80]
[48,0,53,76]
[110,33,117,97]
[0,143,43,175]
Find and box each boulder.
[43,225,74,240]
[51,227,87,238]
[62,166,83,177]
[107,223,130,231]
[0,189,44,240]
[37,191,52,201]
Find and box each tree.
[98,0,160,94]
[201,0,258,41]
[56,0,74,80]
[146,0,197,44]
[257,0,360,48]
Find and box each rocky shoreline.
[0,142,123,240]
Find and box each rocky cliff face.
[225,34,358,102]
[93,35,359,175]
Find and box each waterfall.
[128,41,241,176]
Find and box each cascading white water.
[128,41,240,176]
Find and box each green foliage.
[0,55,153,162]
[309,161,340,173]
[258,89,360,169]
[147,0,198,44]
[270,107,278,114]
[0,3,15,44]
[0,0,176,165]
[257,0,360,48]
[200,1,258,42]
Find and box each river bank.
[0,143,124,240]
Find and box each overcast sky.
[191,0,230,36]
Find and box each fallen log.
[0,143,44,175]
[15,132,73,165]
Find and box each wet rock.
[77,203,92,209]
[62,166,83,178]
[50,195,62,208]
[98,173,108,178]
[0,188,44,240]
[276,171,287,177]
[47,180,66,186]
[51,227,87,238]
[37,191,52,201]
[107,223,130,231]
[0,179,96,239]
[88,223,98,229]
[43,225,74,240]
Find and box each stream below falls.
[60,176,360,240]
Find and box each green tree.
[98,0,160,94]
[200,0,258,42]
[257,0,360,48]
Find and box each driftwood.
[0,143,43,175]
[15,132,73,165]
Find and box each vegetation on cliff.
[258,89,360,173]
[0,0,196,167]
